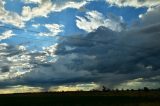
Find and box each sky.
[0,0,160,94]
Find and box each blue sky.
[0,0,160,93]
[1,0,147,49]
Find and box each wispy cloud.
[37,24,64,36]
[76,10,125,32]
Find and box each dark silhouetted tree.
[144,87,149,91]
[102,86,106,92]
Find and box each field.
[0,91,160,106]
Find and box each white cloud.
[21,0,88,22]
[39,24,64,36]
[76,10,124,32]
[107,0,160,8]
[0,30,15,41]
[0,0,89,28]
[22,1,53,20]
[42,43,58,56]
[0,0,25,28]
[45,24,64,35]
[23,0,43,4]
[0,43,8,51]
[52,1,88,12]
[7,54,33,75]
[17,45,27,51]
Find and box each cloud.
[37,24,64,36]
[0,30,15,41]
[116,77,160,89]
[1,20,160,89]
[1,7,160,88]
[139,6,160,26]
[23,0,43,4]
[0,0,89,28]
[0,44,33,81]
[0,0,25,28]
[76,10,125,32]
[51,6,160,88]
[42,43,58,56]
[21,0,88,21]
[22,1,53,20]
[107,0,160,8]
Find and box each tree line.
[90,86,160,92]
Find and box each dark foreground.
[0,91,160,106]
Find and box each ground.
[0,91,160,106]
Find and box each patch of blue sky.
[4,0,38,15]
[32,8,86,36]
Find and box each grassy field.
[0,91,160,106]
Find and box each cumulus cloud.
[76,10,125,32]
[0,30,15,41]
[107,0,160,8]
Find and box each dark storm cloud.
[0,66,10,73]
[140,23,160,34]
[1,21,160,89]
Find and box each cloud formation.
[0,0,89,28]
[0,44,33,81]
[0,0,160,92]
[76,10,125,32]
